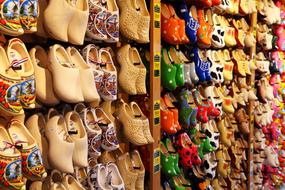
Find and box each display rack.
[146,1,260,189]
[149,0,161,189]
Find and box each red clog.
[202,99,221,117]
[176,133,200,168]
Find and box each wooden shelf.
[149,0,161,189]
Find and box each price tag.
[153,148,160,174]
[153,100,160,125]
[154,3,160,28]
[154,52,160,77]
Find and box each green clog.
[174,63,185,87]
[160,141,177,176]
[190,129,213,159]
[170,177,187,190]
[201,137,214,153]
[165,138,181,174]
[168,47,185,87]
[161,48,177,90]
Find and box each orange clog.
[160,98,177,134]
[161,3,181,45]
[163,94,182,131]
[197,8,212,48]
[168,4,189,44]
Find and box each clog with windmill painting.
[0,0,24,36]
[6,38,35,109]
[7,120,47,181]
[0,126,25,190]
[0,45,23,117]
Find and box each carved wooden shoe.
[136,0,150,43]
[94,108,119,151]
[0,0,24,36]
[131,150,145,190]
[117,44,146,95]
[45,116,75,173]
[118,0,145,42]
[117,44,142,95]
[116,153,138,190]
[130,102,154,143]
[98,48,117,101]
[114,102,148,145]
[19,0,39,33]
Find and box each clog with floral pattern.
[86,0,108,41]
[98,48,117,101]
